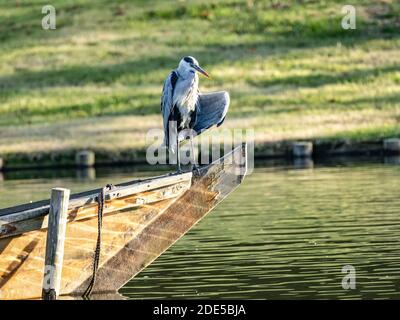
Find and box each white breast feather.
[173,74,199,128]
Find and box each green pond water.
[1,158,400,299]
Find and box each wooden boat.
[0,143,247,300]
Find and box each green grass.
[0,0,399,155]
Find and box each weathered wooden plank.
[42,188,70,300]
[0,178,192,239]
[0,172,194,299]
[0,197,177,299]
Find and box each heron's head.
[178,56,210,78]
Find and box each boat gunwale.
[0,142,247,221]
[0,172,193,219]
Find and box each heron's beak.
[193,64,210,78]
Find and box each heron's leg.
[190,134,200,175]
[176,133,182,173]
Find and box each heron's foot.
[176,166,183,174]
[193,164,201,176]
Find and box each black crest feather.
[183,56,194,64]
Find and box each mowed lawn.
[0,0,399,156]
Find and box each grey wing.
[193,91,230,135]
[161,72,176,150]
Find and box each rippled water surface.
[1,159,400,299]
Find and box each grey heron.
[161,56,230,172]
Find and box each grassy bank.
[0,0,399,164]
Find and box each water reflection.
[120,161,400,300]
[384,156,400,165]
[293,158,314,169]
[1,159,400,299]
[76,168,97,180]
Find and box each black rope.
[82,184,114,298]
